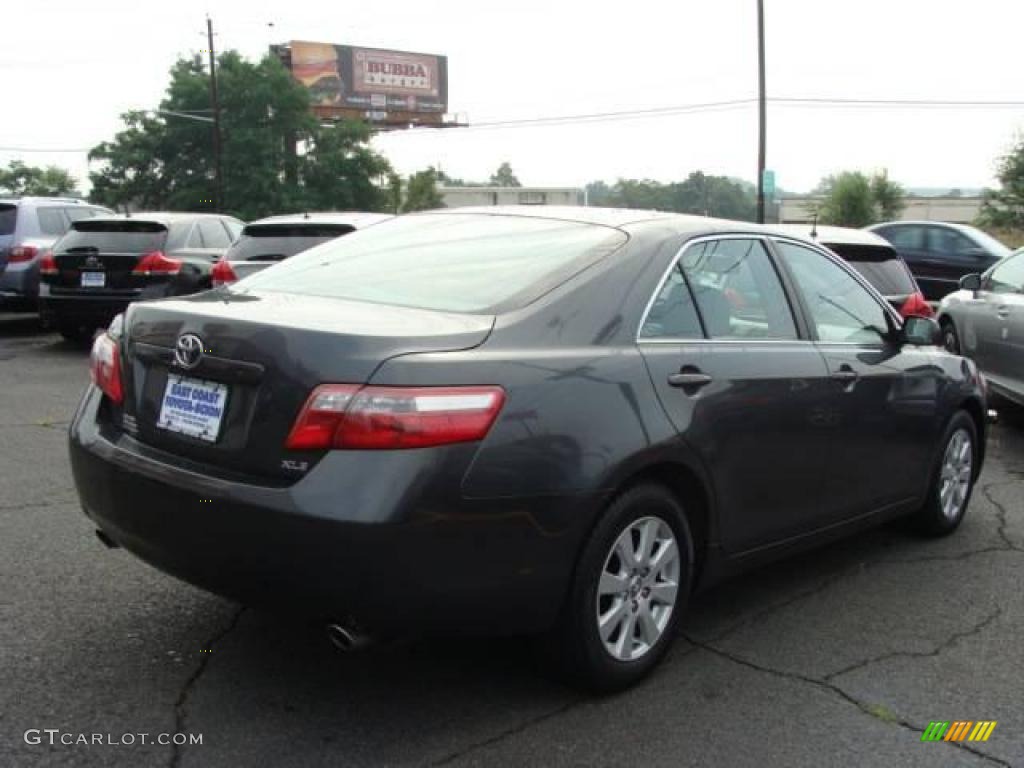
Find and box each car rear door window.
[36,207,69,236]
[0,204,17,235]
[987,252,1024,294]
[679,238,797,340]
[198,219,231,249]
[639,265,703,339]
[776,241,891,344]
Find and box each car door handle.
[668,372,713,389]
[831,367,859,384]
[996,306,1010,318]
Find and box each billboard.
[288,41,448,120]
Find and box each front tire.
[547,484,694,692]
[909,411,978,536]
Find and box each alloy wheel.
[595,516,680,662]
[939,428,973,521]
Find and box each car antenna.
[810,212,818,239]
[303,211,310,220]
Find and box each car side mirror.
[900,316,942,347]
[959,273,982,293]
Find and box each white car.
[212,212,393,286]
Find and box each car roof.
[245,212,393,228]
[773,224,894,248]
[0,196,102,206]
[408,205,768,234]
[76,212,232,227]
[868,220,982,234]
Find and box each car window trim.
[766,235,902,347]
[635,233,811,345]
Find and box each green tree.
[814,171,904,226]
[89,52,391,220]
[0,160,79,197]
[979,137,1024,228]
[489,162,521,187]
[403,168,444,212]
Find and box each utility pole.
[756,0,767,224]
[206,16,225,212]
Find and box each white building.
[440,186,583,208]
[777,195,983,225]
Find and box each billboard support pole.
[207,16,225,212]
[756,0,767,224]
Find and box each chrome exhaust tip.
[325,622,370,652]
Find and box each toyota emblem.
[174,333,204,369]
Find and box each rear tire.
[908,411,978,537]
[544,484,694,692]
[57,321,93,344]
[941,319,961,355]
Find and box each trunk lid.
[118,290,494,483]
[51,220,168,293]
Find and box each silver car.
[0,197,112,311]
[937,248,1024,406]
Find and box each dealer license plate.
[80,271,105,288]
[157,374,229,443]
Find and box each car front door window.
[987,252,1024,294]
[774,241,890,344]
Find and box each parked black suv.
[868,221,1011,301]
[39,212,243,340]
[0,197,112,311]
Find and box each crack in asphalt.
[683,636,1011,767]
[428,699,586,767]
[0,497,78,512]
[0,420,71,430]
[824,608,1002,682]
[693,564,866,644]
[169,607,246,768]
[980,482,1024,553]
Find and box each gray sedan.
[937,247,1024,406]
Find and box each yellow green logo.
[921,721,997,742]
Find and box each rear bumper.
[39,293,137,325]
[69,386,599,635]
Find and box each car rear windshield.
[225,223,356,262]
[235,214,629,313]
[56,220,168,254]
[825,243,917,295]
[0,204,17,236]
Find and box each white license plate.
[80,271,105,288]
[157,374,229,443]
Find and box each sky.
[3,0,1024,196]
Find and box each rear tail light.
[211,259,238,287]
[89,332,123,405]
[39,251,58,276]
[286,384,506,451]
[9,245,38,263]
[899,292,934,319]
[132,251,182,276]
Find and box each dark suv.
[39,212,243,340]
[0,197,112,311]
[868,221,1011,301]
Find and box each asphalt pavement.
[2,313,1022,768]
